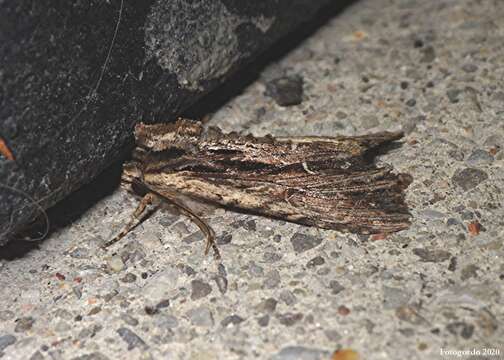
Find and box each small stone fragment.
[338,305,350,316]
[265,75,304,106]
[14,317,35,332]
[213,275,228,294]
[255,298,278,313]
[329,280,345,295]
[221,315,245,327]
[452,168,488,191]
[191,279,212,300]
[413,248,451,262]
[290,233,322,253]
[186,306,214,327]
[466,149,493,166]
[306,256,325,268]
[117,327,148,350]
[276,312,303,326]
[467,221,481,236]
[446,322,475,339]
[446,88,461,103]
[257,314,270,327]
[120,273,137,283]
[0,334,16,352]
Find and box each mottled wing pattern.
[125,119,411,234]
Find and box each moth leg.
[156,191,221,260]
[103,192,160,248]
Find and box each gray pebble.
[264,75,304,106]
[263,252,283,263]
[462,63,478,73]
[30,351,45,360]
[406,98,416,107]
[0,335,16,352]
[248,262,265,277]
[483,134,503,147]
[466,149,493,166]
[257,314,270,327]
[361,114,379,129]
[382,286,412,310]
[121,314,139,327]
[191,279,212,300]
[213,275,228,294]
[452,168,488,191]
[216,232,232,245]
[306,256,325,268]
[183,231,205,244]
[153,314,179,329]
[413,248,451,262]
[420,46,436,63]
[276,312,303,326]
[255,298,278,313]
[263,270,281,289]
[221,314,245,327]
[290,233,322,253]
[324,329,342,341]
[14,317,35,332]
[280,290,297,306]
[0,310,15,321]
[446,88,462,103]
[271,346,329,360]
[329,280,345,295]
[117,327,148,350]
[120,273,137,283]
[461,264,479,280]
[419,209,446,220]
[446,322,475,339]
[186,306,214,327]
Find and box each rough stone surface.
[1,0,503,359]
[0,0,333,244]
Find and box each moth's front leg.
[104,192,160,248]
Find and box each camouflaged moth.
[107,118,412,257]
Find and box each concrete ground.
[1,0,503,359]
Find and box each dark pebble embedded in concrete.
[452,168,488,191]
[264,75,304,106]
[446,322,475,339]
[420,46,436,62]
[255,298,278,313]
[216,232,233,245]
[191,279,212,300]
[290,233,322,253]
[221,314,245,327]
[120,273,137,283]
[329,280,345,295]
[412,248,451,262]
[257,314,270,327]
[0,335,16,352]
[276,312,303,326]
[446,89,462,103]
[306,256,325,268]
[14,317,35,332]
[406,98,416,107]
[466,149,494,166]
[213,275,228,294]
[117,327,148,350]
[462,63,478,73]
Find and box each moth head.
[134,118,203,152]
[121,161,146,195]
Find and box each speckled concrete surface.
[1,0,503,359]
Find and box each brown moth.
[107,118,411,257]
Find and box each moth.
[107,118,412,258]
